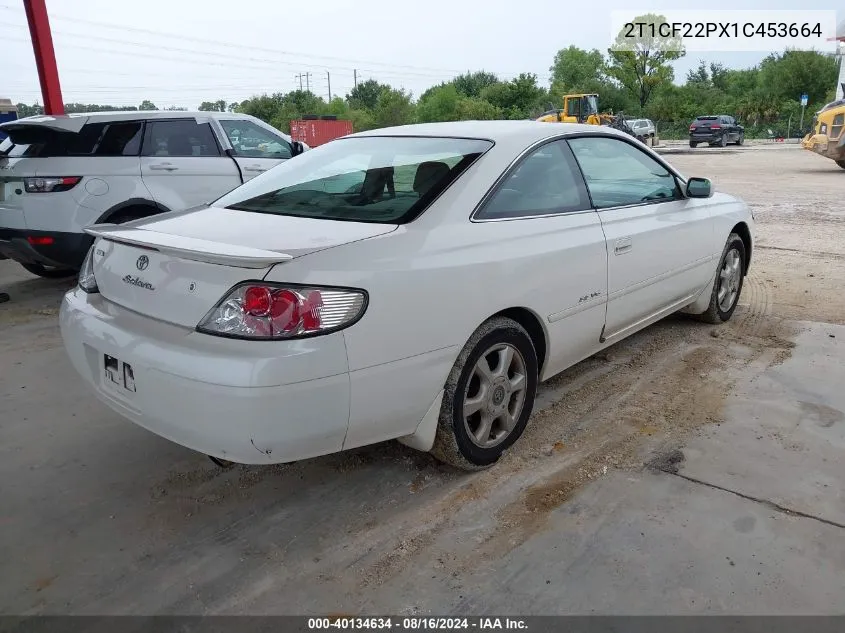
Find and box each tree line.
[14,15,840,140]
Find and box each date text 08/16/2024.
[307,618,528,630]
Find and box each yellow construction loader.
[536,93,636,138]
[801,95,845,170]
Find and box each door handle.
[614,237,632,254]
[149,163,178,171]
[244,165,267,173]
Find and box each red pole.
[23,0,64,115]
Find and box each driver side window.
[568,136,682,209]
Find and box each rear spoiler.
[84,224,293,269]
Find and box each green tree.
[15,103,43,117]
[481,74,547,119]
[455,97,503,120]
[606,13,685,108]
[686,60,711,87]
[758,50,839,109]
[347,79,390,110]
[452,71,499,98]
[709,62,729,91]
[138,99,157,111]
[415,84,460,122]
[198,100,227,112]
[373,88,415,128]
[549,46,606,95]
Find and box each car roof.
[17,110,245,122]
[348,120,631,144]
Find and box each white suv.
[627,118,656,141]
[0,111,306,277]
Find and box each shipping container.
[290,117,353,147]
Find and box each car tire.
[431,316,538,470]
[720,135,728,147]
[697,233,746,324]
[689,141,697,148]
[736,133,744,146]
[20,262,77,279]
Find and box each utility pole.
[327,71,331,101]
[354,69,358,90]
[305,72,311,93]
[295,73,304,91]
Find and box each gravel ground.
[1,144,843,615]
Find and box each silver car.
[628,118,656,140]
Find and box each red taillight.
[301,290,323,330]
[27,236,54,246]
[23,176,82,193]
[269,289,302,332]
[197,283,365,340]
[243,286,272,316]
[689,125,695,132]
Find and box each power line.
[0,3,472,75]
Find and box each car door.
[140,118,241,211]
[473,139,608,378]
[568,135,715,343]
[215,118,293,181]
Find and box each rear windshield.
[696,116,719,121]
[214,136,493,224]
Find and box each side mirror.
[686,177,712,198]
[291,141,305,157]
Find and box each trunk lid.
[88,207,397,327]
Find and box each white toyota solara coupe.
[60,121,754,470]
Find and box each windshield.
[214,136,492,224]
[585,96,598,115]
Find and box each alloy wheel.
[462,343,528,449]
[718,248,742,312]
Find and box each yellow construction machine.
[801,95,845,170]
[536,93,635,138]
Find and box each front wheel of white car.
[431,317,538,470]
[698,232,746,324]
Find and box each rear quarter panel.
[26,156,150,232]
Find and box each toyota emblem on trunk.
[136,255,149,271]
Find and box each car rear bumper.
[0,228,92,269]
[689,134,723,144]
[59,288,352,464]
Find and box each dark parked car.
[689,115,744,147]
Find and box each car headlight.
[78,244,99,293]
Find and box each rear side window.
[142,120,221,157]
[6,121,145,157]
[97,122,143,155]
[476,140,590,219]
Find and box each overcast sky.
[1,0,840,109]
